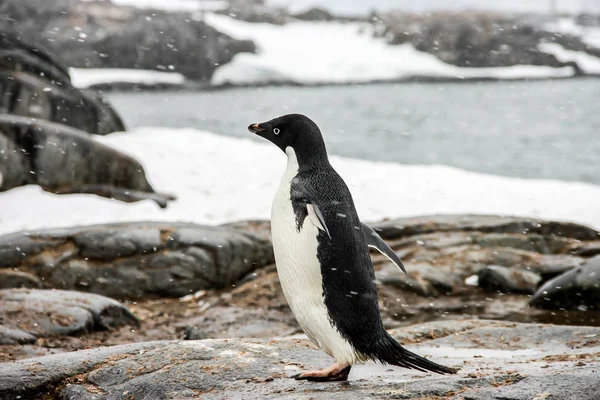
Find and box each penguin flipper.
[361,223,406,274]
[290,183,332,239]
[307,203,331,239]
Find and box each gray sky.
[269,0,600,15]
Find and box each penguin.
[248,114,457,381]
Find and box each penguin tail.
[371,333,458,374]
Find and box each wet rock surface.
[530,255,600,310]
[0,215,600,388]
[1,320,599,400]
[0,221,274,299]
[0,289,138,343]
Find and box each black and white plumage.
[248,114,456,381]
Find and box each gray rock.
[2,0,255,82]
[523,254,584,280]
[368,215,597,303]
[183,326,208,340]
[0,288,138,339]
[478,265,541,294]
[0,31,125,134]
[378,263,459,297]
[474,233,571,254]
[573,243,600,257]
[0,222,274,299]
[0,326,36,345]
[0,270,42,289]
[1,320,599,400]
[0,115,174,207]
[530,255,600,310]
[179,306,298,339]
[379,13,596,75]
[371,214,599,241]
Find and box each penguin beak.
[248,123,266,133]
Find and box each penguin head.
[248,114,328,164]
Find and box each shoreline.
[88,73,600,93]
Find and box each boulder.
[1,320,599,400]
[370,214,599,241]
[2,0,256,81]
[379,13,597,73]
[530,255,600,310]
[0,270,42,289]
[0,221,274,299]
[0,288,138,341]
[477,265,541,294]
[0,115,174,207]
[0,31,125,134]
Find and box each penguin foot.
[291,363,351,382]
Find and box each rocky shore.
[3,0,600,88]
[1,215,600,398]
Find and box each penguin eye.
[273,128,281,135]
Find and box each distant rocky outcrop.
[1,0,256,81]
[377,12,595,73]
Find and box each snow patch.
[69,68,186,89]
[111,0,228,12]
[205,14,574,86]
[1,127,600,235]
[539,42,600,74]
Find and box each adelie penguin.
[248,114,457,381]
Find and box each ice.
[1,127,600,235]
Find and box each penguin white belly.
[271,147,356,365]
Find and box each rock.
[366,216,597,299]
[573,243,600,257]
[530,255,600,310]
[522,254,584,282]
[473,233,571,254]
[0,31,125,134]
[217,6,290,25]
[0,222,274,299]
[1,320,599,400]
[0,30,71,86]
[179,306,298,339]
[2,0,256,81]
[371,215,599,241]
[477,265,541,294]
[292,7,337,21]
[0,115,174,207]
[0,326,36,345]
[379,13,596,73]
[0,270,42,289]
[377,263,460,297]
[183,326,208,340]
[0,288,138,339]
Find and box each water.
[107,79,600,185]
